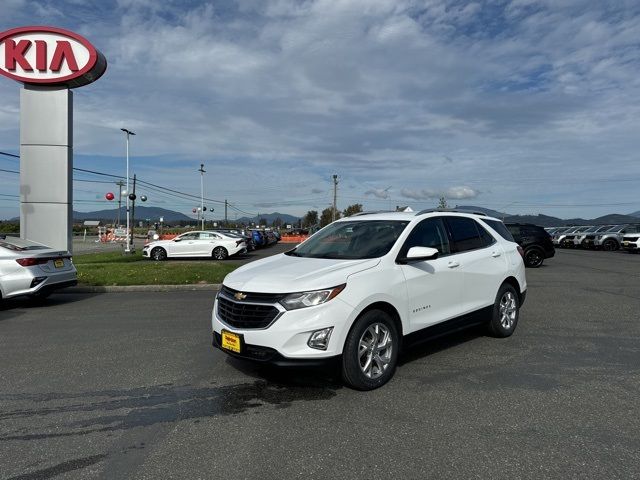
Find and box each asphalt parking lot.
[0,249,638,479]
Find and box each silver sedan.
[0,236,77,300]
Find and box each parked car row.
[142,228,282,261]
[546,224,640,252]
[143,230,248,260]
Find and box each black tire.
[212,246,229,260]
[487,284,520,338]
[524,247,544,268]
[341,309,399,391]
[602,239,618,251]
[150,247,167,261]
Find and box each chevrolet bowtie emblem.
[234,292,247,301]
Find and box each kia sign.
[0,26,106,88]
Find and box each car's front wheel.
[603,239,618,251]
[488,284,520,338]
[341,309,399,390]
[151,247,167,261]
[212,246,228,260]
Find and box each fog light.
[308,327,333,350]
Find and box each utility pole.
[225,199,228,226]
[198,163,206,230]
[130,174,137,249]
[332,174,338,222]
[121,128,136,253]
[116,180,124,226]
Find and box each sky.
[1,0,640,221]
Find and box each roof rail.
[351,210,398,216]
[415,208,489,217]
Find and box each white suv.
[211,210,527,390]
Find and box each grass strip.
[74,251,238,286]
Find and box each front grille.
[217,295,280,329]
[622,237,639,242]
[585,235,595,240]
[565,235,575,240]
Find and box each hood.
[224,253,380,293]
[145,239,175,248]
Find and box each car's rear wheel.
[524,247,544,268]
[488,284,520,338]
[603,239,618,251]
[341,309,399,390]
[212,246,228,260]
[151,247,167,261]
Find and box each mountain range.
[5,206,639,227]
[69,208,301,225]
[456,206,640,227]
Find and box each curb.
[65,284,222,293]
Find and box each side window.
[446,217,485,253]
[399,218,451,257]
[484,219,516,242]
[198,233,214,240]
[477,222,497,247]
[181,232,198,240]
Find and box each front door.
[397,218,464,333]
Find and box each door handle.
[491,252,501,258]
[447,261,460,268]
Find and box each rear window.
[0,239,49,251]
[484,219,515,242]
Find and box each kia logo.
[0,26,107,88]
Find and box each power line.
[73,167,124,179]
[0,151,19,158]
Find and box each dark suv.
[506,223,555,267]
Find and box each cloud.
[401,186,479,201]
[365,188,391,199]
[0,1,639,220]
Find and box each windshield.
[286,220,410,259]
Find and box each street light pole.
[121,128,136,252]
[198,163,206,230]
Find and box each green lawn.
[74,251,238,286]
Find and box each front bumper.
[211,291,356,361]
[212,332,340,366]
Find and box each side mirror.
[173,237,181,242]
[398,246,439,264]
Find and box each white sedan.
[0,236,77,300]
[143,231,246,261]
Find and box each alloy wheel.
[499,291,517,329]
[357,323,393,379]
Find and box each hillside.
[235,212,300,225]
[72,206,192,223]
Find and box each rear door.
[444,216,506,314]
[397,217,463,332]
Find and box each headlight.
[280,284,346,310]
[596,235,602,240]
